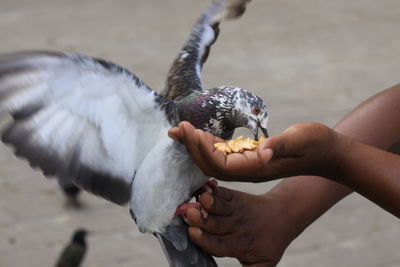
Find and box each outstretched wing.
[163,0,251,101]
[0,51,171,205]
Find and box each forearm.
[264,84,400,227]
[328,84,400,216]
[265,176,351,236]
[334,84,400,149]
[332,136,400,217]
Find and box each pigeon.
[0,0,268,266]
[61,182,82,208]
[55,229,88,267]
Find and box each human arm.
[168,84,400,266]
[184,178,350,267]
[169,83,400,215]
[331,134,400,217]
[171,120,400,216]
[262,123,400,217]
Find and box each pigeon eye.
[252,106,261,115]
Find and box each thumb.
[258,129,303,160]
[258,134,287,160]
[168,127,181,142]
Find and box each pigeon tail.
[156,217,217,267]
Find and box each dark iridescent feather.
[163,0,250,101]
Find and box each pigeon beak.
[260,126,269,138]
[255,121,269,141]
[253,126,259,141]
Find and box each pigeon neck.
[154,94,179,126]
[176,90,236,139]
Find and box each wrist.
[260,182,316,240]
[321,130,353,181]
[263,176,352,237]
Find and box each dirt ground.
[0,0,399,266]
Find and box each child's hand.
[168,122,343,182]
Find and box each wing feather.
[0,51,171,205]
[163,0,251,100]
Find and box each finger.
[196,129,226,161]
[223,150,263,180]
[188,226,232,257]
[195,130,243,178]
[185,208,233,235]
[260,135,286,159]
[179,122,212,172]
[180,123,251,179]
[167,127,181,142]
[193,179,218,203]
[214,186,233,201]
[260,124,310,159]
[199,192,234,216]
[205,178,218,193]
[257,145,274,164]
[200,135,269,180]
[193,184,211,200]
[179,122,218,176]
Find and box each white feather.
[132,135,209,233]
[0,53,170,204]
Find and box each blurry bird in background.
[61,183,82,208]
[55,229,89,267]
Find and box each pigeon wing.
[158,1,252,266]
[0,51,172,205]
[163,0,251,101]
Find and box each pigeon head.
[72,229,89,246]
[227,86,269,140]
[176,86,269,139]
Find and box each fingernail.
[204,185,213,195]
[193,227,202,236]
[261,148,274,162]
[200,209,208,219]
[210,194,214,205]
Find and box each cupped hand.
[183,185,301,267]
[168,121,343,182]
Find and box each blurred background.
[0,0,399,266]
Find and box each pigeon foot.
[175,179,218,218]
[206,178,218,191]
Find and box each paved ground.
[0,0,399,266]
